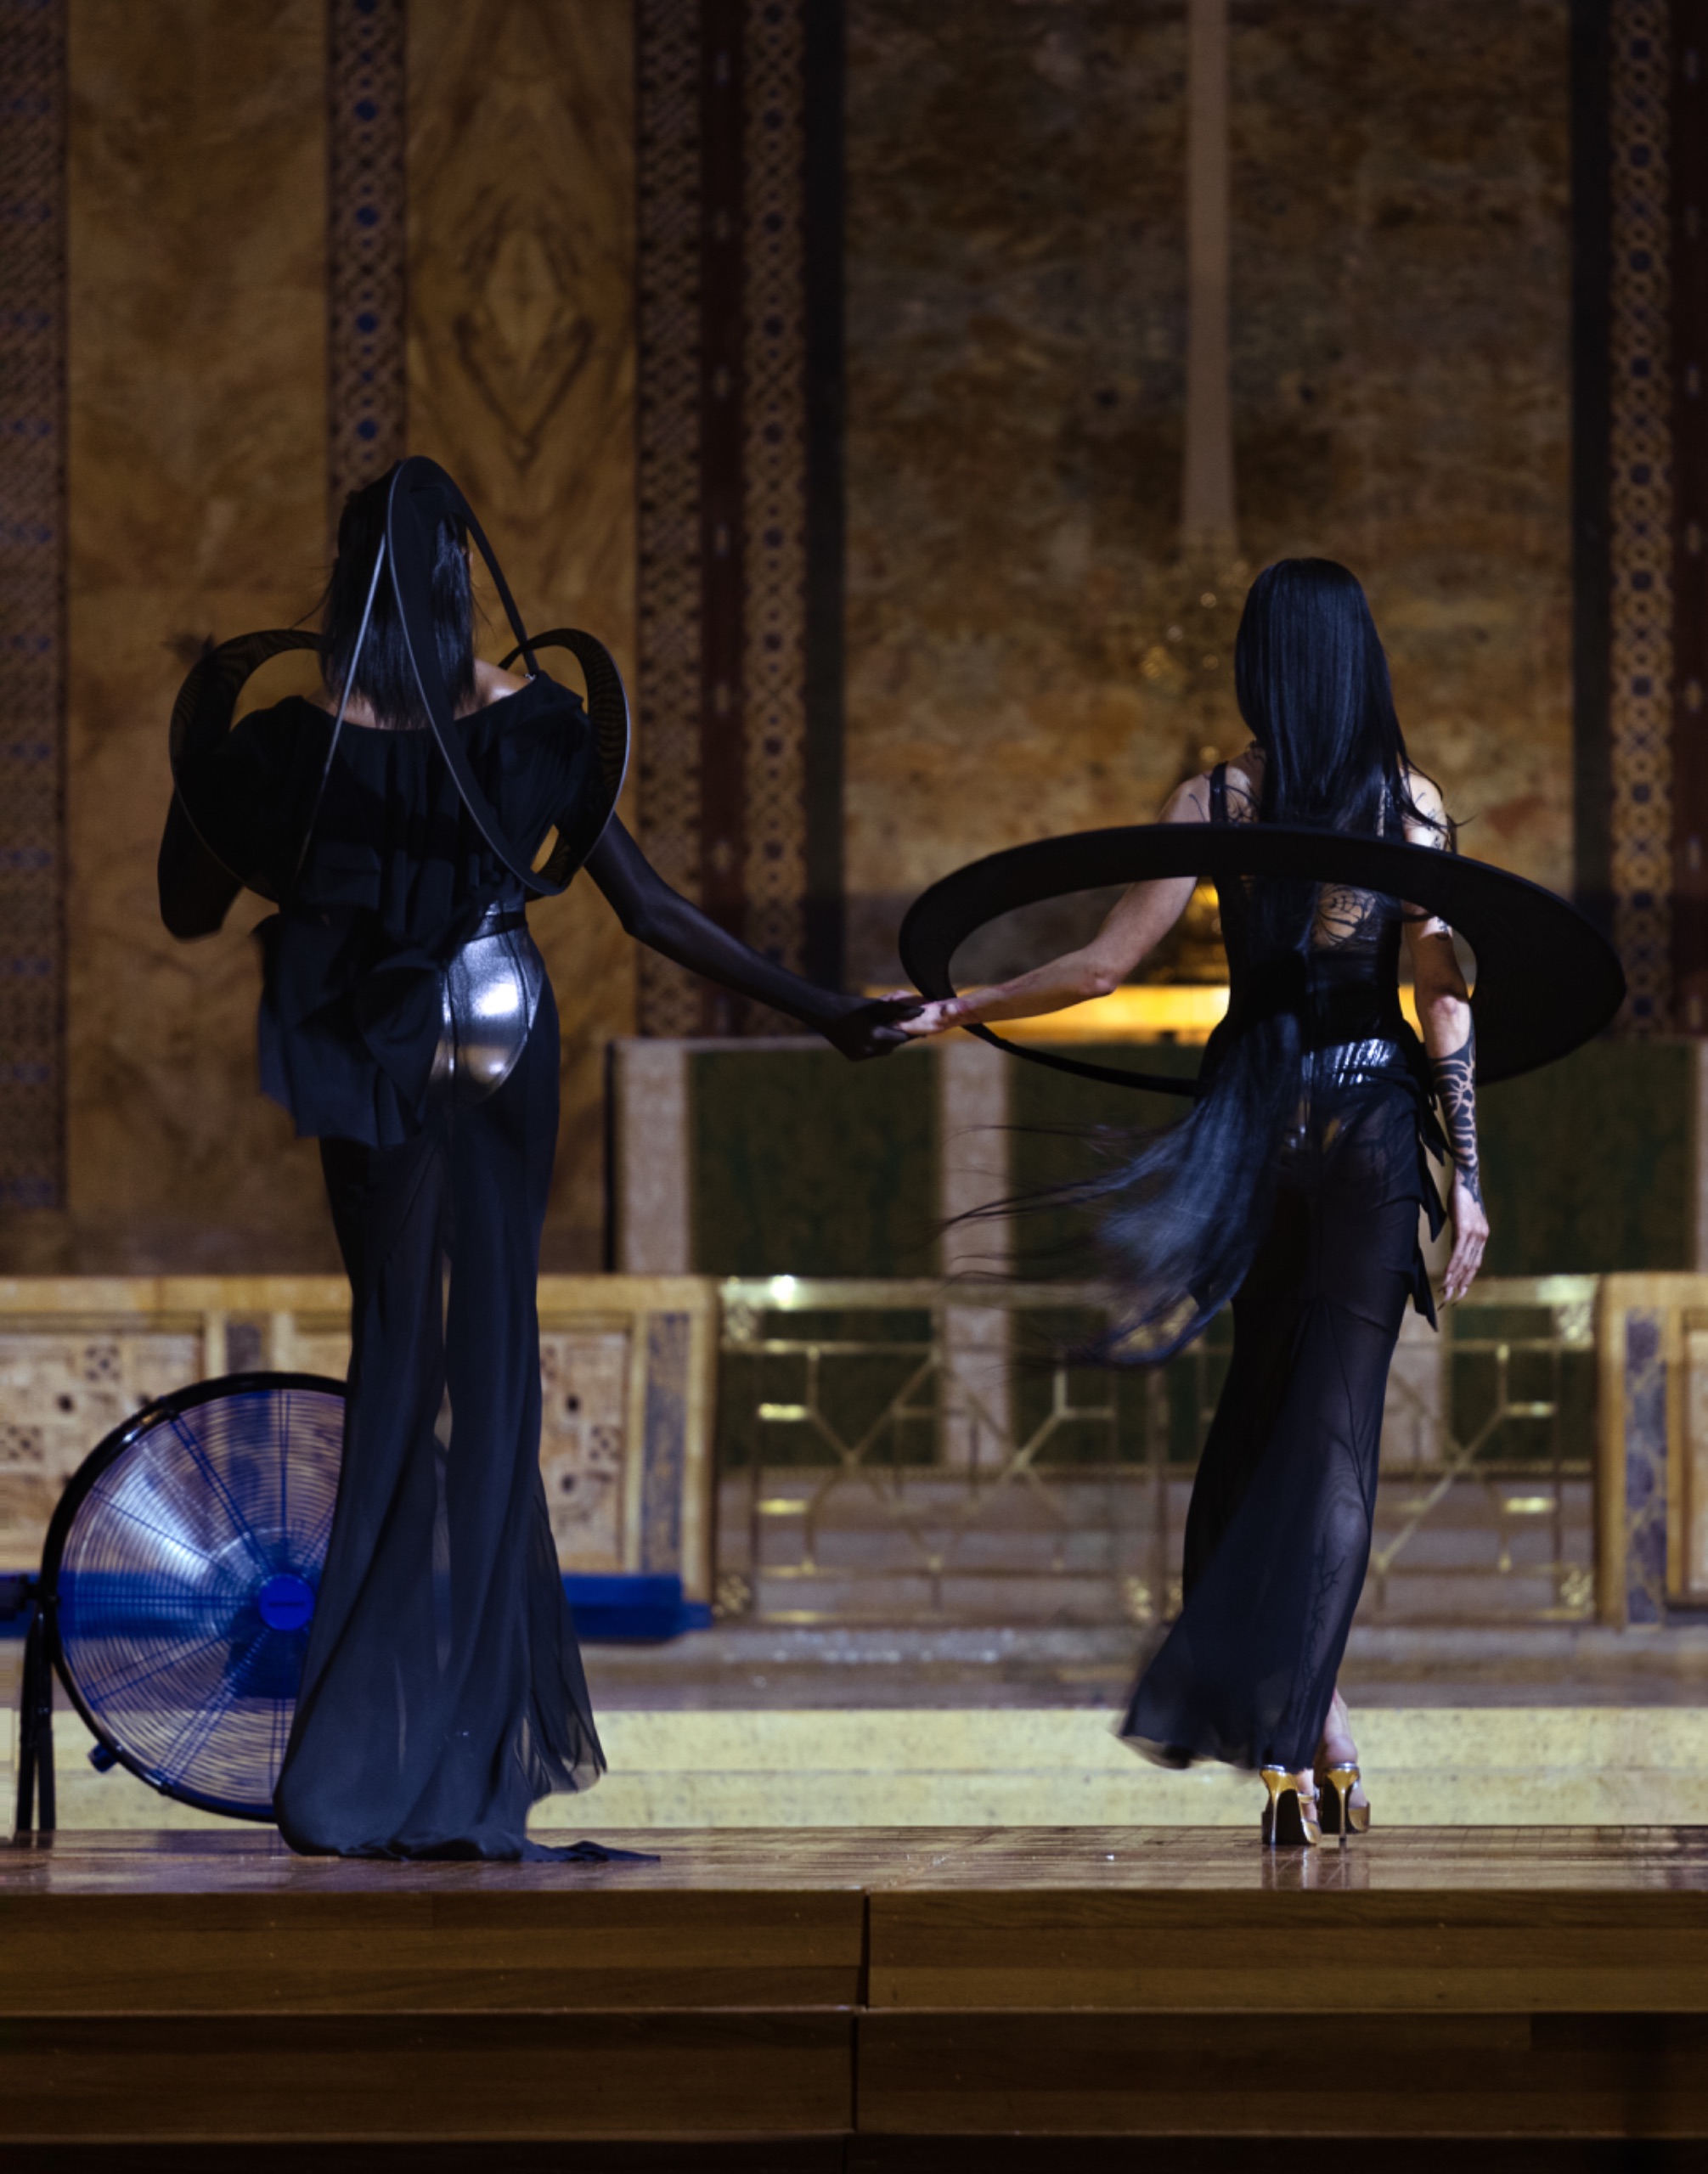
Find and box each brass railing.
[1370,1275,1598,1620]
[713,1275,1598,1628]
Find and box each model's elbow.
[617,901,659,945]
[1413,971,1468,1019]
[1076,962,1122,1001]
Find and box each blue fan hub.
[256,1571,315,1632]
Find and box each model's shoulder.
[1162,773,1212,824]
[1222,744,1262,821]
[1401,763,1451,842]
[477,667,588,726]
[472,657,530,708]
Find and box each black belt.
[1300,1036,1408,1090]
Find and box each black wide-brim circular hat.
[898,823,1626,1095]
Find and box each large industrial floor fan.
[14,1372,347,1832]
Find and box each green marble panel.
[1479,1040,1693,1276]
[1009,1035,1694,1279]
[689,1045,937,1276]
[1008,1040,1204,1279]
[686,1034,1694,1285]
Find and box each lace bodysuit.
[1207,758,1415,1095]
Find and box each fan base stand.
[13,1588,56,1837]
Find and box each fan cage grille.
[48,1376,345,1819]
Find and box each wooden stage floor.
[7,1826,1708,2156]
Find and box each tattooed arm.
[1431,1020,1480,1197]
[1401,770,1489,1302]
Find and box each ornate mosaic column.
[326,0,408,532]
[0,0,67,1207]
[1671,0,1708,1027]
[1607,0,1675,1030]
[635,0,843,1034]
[1587,0,1708,1031]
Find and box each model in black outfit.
[899,560,1487,1845]
[159,465,911,1859]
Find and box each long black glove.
[586,816,916,1060]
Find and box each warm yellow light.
[877,983,1423,1045]
[1002,985,1228,1045]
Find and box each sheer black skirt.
[1122,1075,1430,1773]
[273,982,603,1858]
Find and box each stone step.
[747,1518,1589,1577]
[14,1702,1708,1831]
[745,1572,1586,1628]
[729,1474,1593,1531]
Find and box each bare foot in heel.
[1315,1687,1370,1834]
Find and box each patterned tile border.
[1622,1305,1668,1620]
[326,0,407,535]
[637,0,710,1033]
[1671,0,1708,1025]
[0,0,66,1208]
[697,0,751,1026]
[635,0,827,1033]
[640,1309,692,1573]
[741,0,809,978]
[1609,0,1675,1031]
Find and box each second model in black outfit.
[159,460,910,1860]
[893,557,1494,1845]
[1120,762,1443,1776]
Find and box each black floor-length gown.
[1121,766,1444,1774]
[164,649,898,1857]
[164,661,894,1856]
[163,676,606,1856]
[149,665,695,1869]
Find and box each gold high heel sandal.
[1317,1763,1371,1839]
[1260,1766,1322,1848]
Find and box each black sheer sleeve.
[585,816,916,1059]
[159,790,243,940]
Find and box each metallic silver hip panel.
[429,907,544,1107]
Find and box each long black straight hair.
[1236,555,1435,840]
[318,465,476,729]
[1027,557,1450,1363]
[1231,555,1443,975]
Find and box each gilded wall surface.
[21,0,635,1276]
[843,0,1573,982]
[409,0,637,1262]
[19,0,1572,1270]
[64,0,330,1270]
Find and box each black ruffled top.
[177,675,593,1146]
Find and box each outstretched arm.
[159,791,242,940]
[585,815,915,1060]
[896,774,1211,1035]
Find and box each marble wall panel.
[57,0,332,1270]
[844,2,1187,981]
[409,0,637,1266]
[1229,1,1571,874]
[843,0,1572,983]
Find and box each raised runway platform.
[7,1826,1708,2157]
